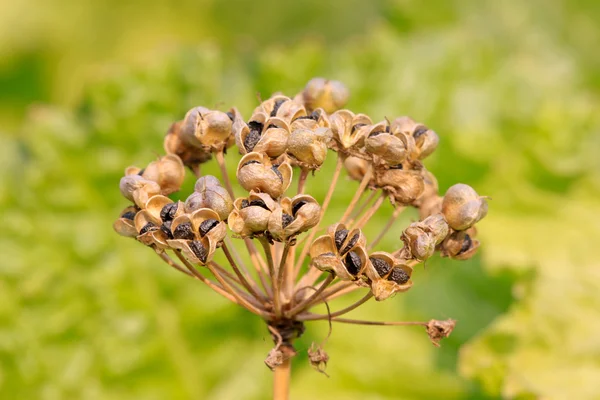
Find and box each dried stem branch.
[222,241,267,303]
[273,357,291,400]
[286,274,334,317]
[259,237,280,317]
[339,165,373,224]
[368,206,405,250]
[214,150,235,199]
[351,192,386,230]
[297,292,373,321]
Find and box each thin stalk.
[276,242,293,312]
[259,237,281,317]
[297,292,373,321]
[190,164,201,179]
[246,238,272,296]
[205,262,272,319]
[157,252,193,277]
[346,189,378,226]
[273,357,291,400]
[368,206,405,250]
[171,251,238,303]
[286,274,334,317]
[222,242,267,303]
[329,318,427,326]
[215,150,235,199]
[293,155,344,277]
[351,192,386,231]
[320,282,360,303]
[339,165,373,224]
[297,167,309,194]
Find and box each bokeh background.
[1,0,600,399]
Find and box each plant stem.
[339,165,373,224]
[273,356,291,400]
[350,192,386,230]
[330,318,427,326]
[222,242,267,303]
[259,237,281,317]
[297,167,309,194]
[276,241,293,312]
[215,150,235,199]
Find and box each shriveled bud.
[287,128,330,170]
[237,153,292,198]
[185,175,233,220]
[302,78,349,113]
[401,214,449,261]
[440,229,480,260]
[441,184,488,231]
[426,319,456,347]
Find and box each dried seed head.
[441,184,488,231]
[182,107,233,150]
[401,214,449,261]
[237,153,292,198]
[302,78,349,113]
[375,168,425,205]
[440,230,480,260]
[140,154,186,195]
[267,194,321,241]
[412,125,439,159]
[329,110,372,152]
[164,121,212,168]
[119,175,161,207]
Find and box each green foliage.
[1,0,599,399]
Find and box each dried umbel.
[113,78,489,399]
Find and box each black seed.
[137,168,145,176]
[226,111,234,121]
[249,199,270,210]
[344,251,362,275]
[388,267,410,284]
[199,219,219,237]
[121,211,136,220]
[241,160,261,168]
[370,257,391,277]
[413,125,428,139]
[244,129,262,152]
[271,165,283,183]
[267,124,278,129]
[341,233,360,255]
[458,234,473,255]
[160,222,174,239]
[173,222,195,240]
[334,229,349,251]
[368,130,385,138]
[321,252,335,257]
[294,114,317,121]
[270,99,287,117]
[385,125,390,133]
[292,201,307,216]
[282,213,294,228]
[241,199,250,209]
[139,222,156,235]
[189,240,208,262]
[160,202,179,222]
[390,163,404,170]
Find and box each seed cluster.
[113,77,488,372]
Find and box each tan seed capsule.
[302,78,349,113]
[441,183,488,231]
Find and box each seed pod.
[253,95,306,123]
[375,167,425,205]
[236,112,291,157]
[412,125,439,159]
[119,175,162,209]
[370,262,414,301]
[181,107,233,150]
[287,127,330,170]
[364,251,396,283]
[164,120,212,168]
[185,175,233,221]
[329,110,372,152]
[365,121,408,165]
[167,235,216,265]
[426,319,456,347]
[134,209,169,249]
[401,214,449,261]
[190,208,227,245]
[137,154,186,196]
[113,206,139,238]
[441,184,488,231]
[302,78,349,113]
[237,152,292,198]
[267,194,321,241]
[440,229,480,260]
[228,192,276,237]
[290,108,330,131]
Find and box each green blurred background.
[1,0,599,399]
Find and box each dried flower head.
[113,78,489,395]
